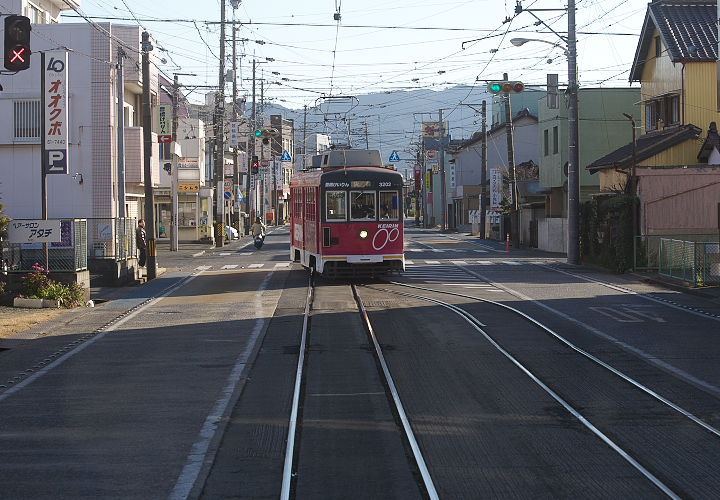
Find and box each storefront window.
[178,202,196,227]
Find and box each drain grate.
[362,301,397,308]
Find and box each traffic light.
[251,155,259,174]
[254,128,279,145]
[487,81,524,94]
[4,15,31,72]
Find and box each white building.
[0,21,161,224]
[4,0,77,24]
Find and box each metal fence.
[2,219,88,272]
[635,233,717,271]
[658,238,720,286]
[85,217,136,261]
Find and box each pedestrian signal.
[4,15,31,72]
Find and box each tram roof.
[308,149,382,169]
[291,165,404,188]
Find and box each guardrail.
[2,219,87,272]
[634,233,717,271]
[658,238,720,286]
[85,217,136,262]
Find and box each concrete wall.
[538,217,567,253]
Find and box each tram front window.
[326,191,347,221]
[379,191,400,220]
[350,191,375,220]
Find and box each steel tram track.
[363,277,720,498]
[280,274,439,500]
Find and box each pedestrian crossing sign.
[281,150,292,162]
[389,151,400,162]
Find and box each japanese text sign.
[43,51,69,174]
[8,220,62,244]
[157,105,172,143]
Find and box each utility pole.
[302,104,308,168]
[213,0,227,247]
[249,59,256,221]
[142,31,157,279]
[260,76,265,221]
[231,23,240,230]
[480,100,487,239]
[439,109,447,232]
[503,72,519,248]
[171,75,180,252]
[116,47,126,218]
[567,0,580,264]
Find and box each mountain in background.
[255,84,496,177]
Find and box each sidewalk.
[90,234,255,302]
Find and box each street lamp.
[510,38,567,54]
[509,23,580,265]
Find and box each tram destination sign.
[324,180,399,189]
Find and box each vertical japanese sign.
[157,105,172,143]
[44,51,69,174]
[228,121,241,147]
[489,168,503,209]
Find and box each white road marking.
[195,265,212,271]
[221,264,238,270]
[219,252,231,256]
[171,273,275,499]
[238,252,252,256]
[404,260,414,265]
[274,263,290,268]
[450,260,467,265]
[476,261,493,265]
[248,263,264,268]
[424,260,441,264]
[501,261,521,265]
[473,249,488,253]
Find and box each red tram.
[290,149,405,276]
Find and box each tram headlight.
[359,229,368,239]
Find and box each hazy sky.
[66,0,648,109]
[54,0,649,160]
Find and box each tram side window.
[326,191,347,221]
[305,187,317,221]
[350,191,376,220]
[379,191,400,220]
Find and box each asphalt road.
[0,225,719,498]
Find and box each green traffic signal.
[489,82,502,94]
[254,129,263,137]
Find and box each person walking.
[136,219,147,267]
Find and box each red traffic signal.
[488,80,524,94]
[251,155,259,174]
[4,15,31,72]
